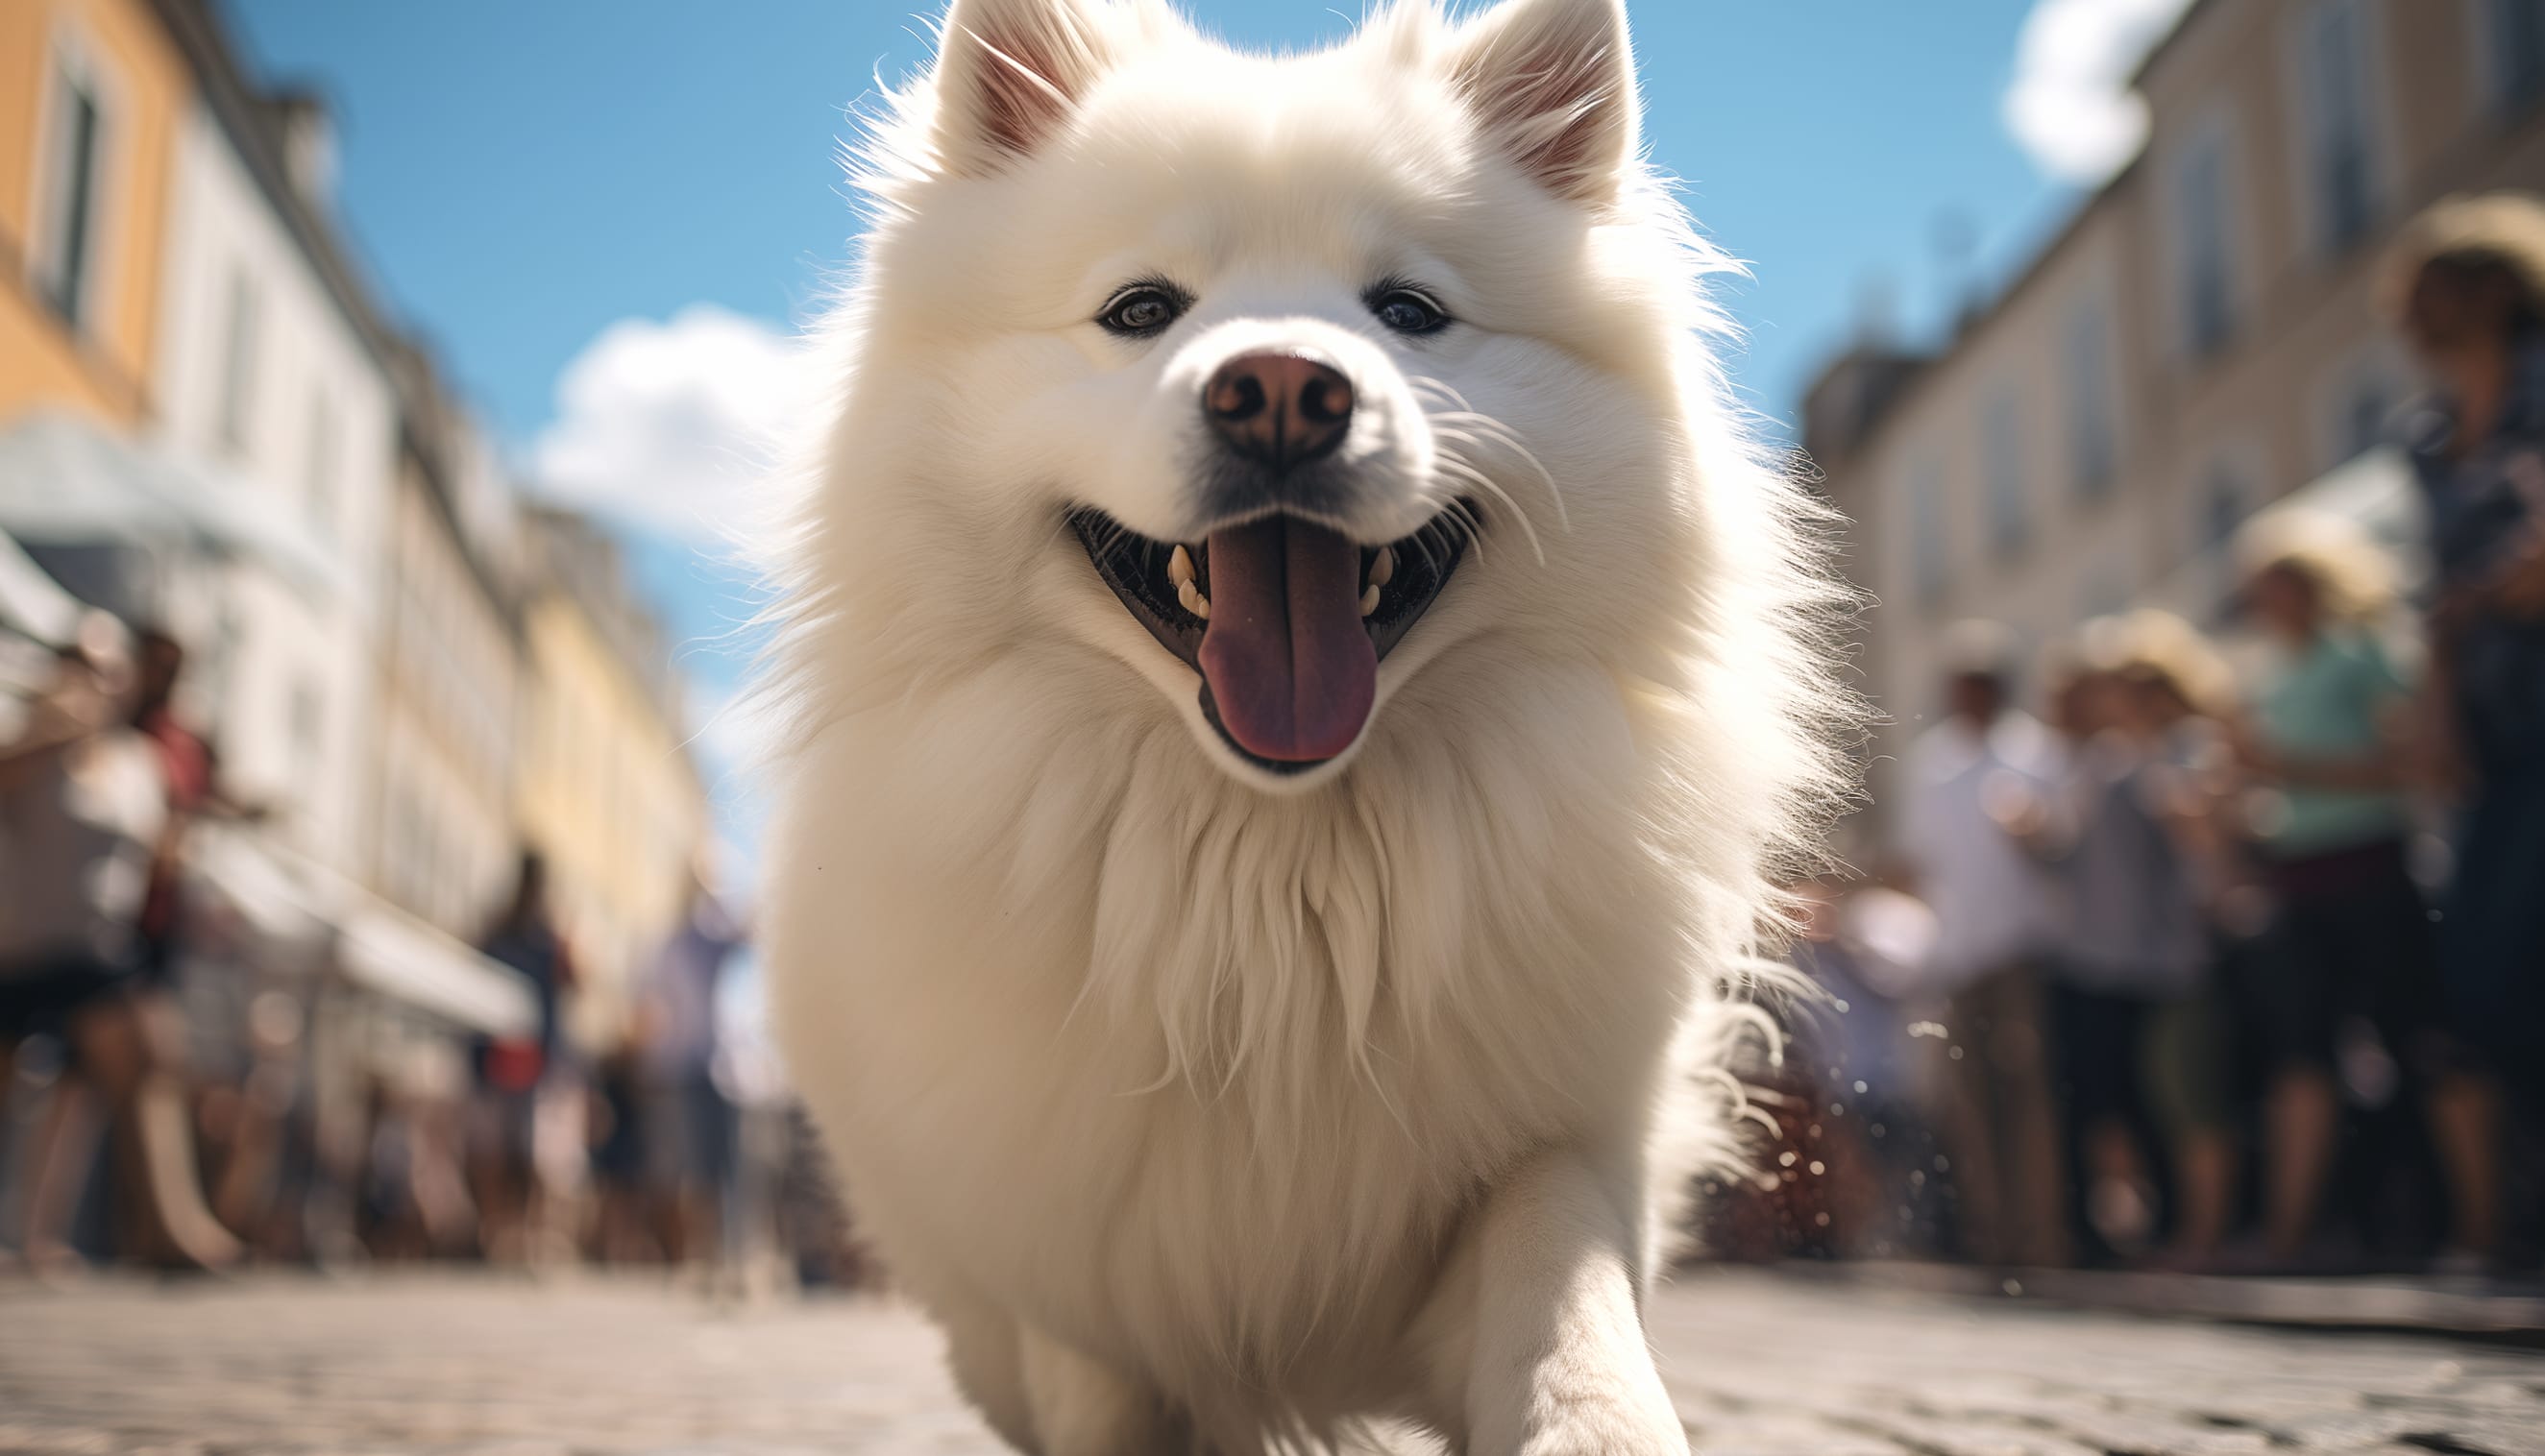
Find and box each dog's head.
[853,0,1704,791]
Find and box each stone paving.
[0,1268,2539,1454]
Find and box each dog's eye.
[1098,285,1185,337]
[1368,287,1450,336]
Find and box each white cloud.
[2003,0,2196,184]
[530,304,814,540]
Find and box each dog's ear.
[1443,0,1637,206]
[931,0,1120,175]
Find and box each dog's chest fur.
[766,649,1692,1394]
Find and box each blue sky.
[231,0,2076,438]
[223,0,2172,881]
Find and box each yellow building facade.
[0,0,187,424]
[513,509,706,1049]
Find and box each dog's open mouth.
[1069,505,1472,773]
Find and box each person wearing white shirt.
[1892,620,2069,1268]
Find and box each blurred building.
[0,0,582,1065]
[3,0,713,1064]
[143,0,396,868]
[514,506,708,1048]
[1806,0,2545,817]
[0,0,186,425]
[370,341,526,941]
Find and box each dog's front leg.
[1016,1323,1181,1456]
[1458,1148,1687,1456]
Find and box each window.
[303,398,336,537]
[2173,124,2237,357]
[1908,458,1948,608]
[33,60,106,329]
[2065,301,2116,498]
[1982,390,2029,558]
[2296,0,2379,253]
[2483,0,2545,114]
[217,268,260,451]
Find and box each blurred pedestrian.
[2022,620,2200,1261]
[1894,619,2069,1268]
[586,1034,653,1263]
[470,851,575,1263]
[2113,617,2248,1268]
[119,628,286,1254]
[1785,877,1939,1259]
[2387,195,2545,1130]
[0,615,237,1271]
[2231,512,2497,1267]
[638,871,744,1273]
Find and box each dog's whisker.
[1436,502,1490,571]
[1426,408,1570,533]
[1432,453,1541,567]
[1406,373,1477,413]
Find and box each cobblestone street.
[2,1269,2539,1455]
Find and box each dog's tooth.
[1168,545,1194,589]
[1369,546,1395,588]
[1359,584,1380,618]
[1179,579,1211,619]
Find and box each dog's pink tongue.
[1197,517,1376,763]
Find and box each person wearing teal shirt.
[2247,623,2411,857]
[2232,512,2496,1269]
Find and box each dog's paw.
[1509,1389,1690,1456]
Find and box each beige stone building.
[513,506,707,1047]
[367,342,525,942]
[1806,0,2545,823]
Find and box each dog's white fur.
[758,1,1848,1450]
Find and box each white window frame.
[2285,0,2390,257]
[25,25,126,338]
[2168,108,2242,361]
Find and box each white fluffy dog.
[759,0,1845,1450]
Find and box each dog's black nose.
[1202,352,1354,471]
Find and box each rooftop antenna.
[1931,208,1982,335]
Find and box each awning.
[338,904,538,1038]
[189,823,335,947]
[0,527,82,646]
[187,823,536,1038]
[0,410,349,604]
[2274,445,2430,594]
[2139,447,2427,621]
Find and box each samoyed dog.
[760,0,1844,1450]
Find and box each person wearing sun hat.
[2387,197,2545,1053]
[2377,190,2545,1265]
